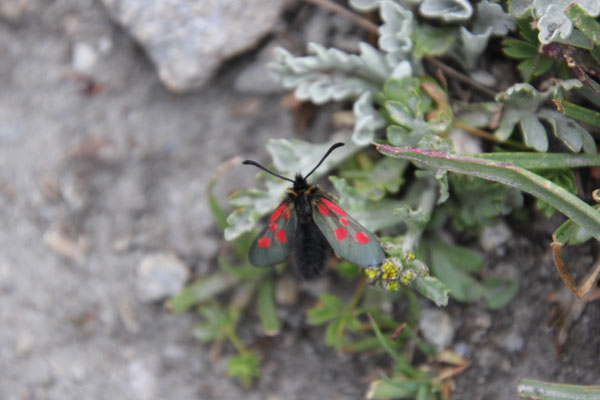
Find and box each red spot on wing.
[270,203,286,222]
[335,227,348,242]
[321,198,346,217]
[269,223,276,232]
[340,217,348,227]
[275,229,286,243]
[318,203,329,216]
[258,237,271,248]
[283,207,291,220]
[354,232,369,244]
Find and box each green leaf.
[482,277,519,309]
[502,38,537,59]
[166,273,234,314]
[467,152,600,170]
[518,379,600,400]
[257,278,280,336]
[367,378,419,399]
[307,293,345,325]
[227,353,261,388]
[534,169,578,217]
[412,276,450,307]
[429,242,484,303]
[558,100,600,128]
[434,241,484,273]
[192,305,238,343]
[375,144,600,241]
[565,3,600,46]
[516,16,539,43]
[553,204,600,245]
[412,24,457,58]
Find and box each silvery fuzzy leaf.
[459,26,493,69]
[267,137,361,180]
[534,0,600,44]
[378,0,414,55]
[519,114,549,151]
[419,0,473,21]
[508,0,534,17]
[390,60,413,79]
[537,4,573,44]
[352,92,386,145]
[495,80,582,107]
[359,42,393,82]
[472,1,516,36]
[349,0,382,11]
[496,107,529,140]
[537,109,596,153]
[534,0,600,17]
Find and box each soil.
[1,2,598,400]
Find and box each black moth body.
[243,143,385,279]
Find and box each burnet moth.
[242,142,385,279]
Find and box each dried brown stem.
[424,57,497,98]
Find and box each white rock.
[72,42,98,73]
[419,309,455,348]
[136,253,190,302]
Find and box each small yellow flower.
[365,268,378,279]
[387,281,399,291]
[401,270,416,284]
[381,262,398,279]
[406,252,415,261]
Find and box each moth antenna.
[242,160,295,183]
[303,142,345,180]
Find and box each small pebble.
[419,309,455,348]
[135,253,190,302]
[479,221,511,252]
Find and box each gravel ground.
[1,2,599,400]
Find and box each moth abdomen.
[291,219,330,279]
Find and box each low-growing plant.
[171,0,600,397]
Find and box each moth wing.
[312,196,385,268]
[249,201,296,267]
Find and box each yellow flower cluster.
[381,262,399,279]
[401,270,416,284]
[365,267,378,279]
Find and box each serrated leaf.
[509,0,534,18]
[429,244,484,303]
[378,0,414,55]
[473,0,516,36]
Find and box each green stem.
[226,329,248,355]
[518,378,600,399]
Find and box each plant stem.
[452,120,533,151]
[349,274,367,311]
[424,57,497,98]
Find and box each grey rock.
[136,253,190,302]
[500,330,525,353]
[419,309,455,348]
[479,221,511,252]
[234,43,285,94]
[101,0,289,92]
